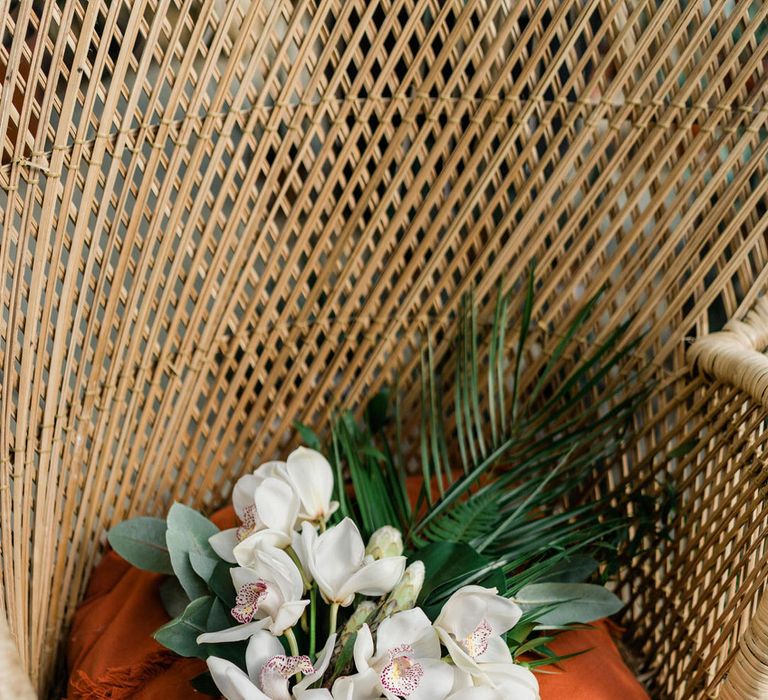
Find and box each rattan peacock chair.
[1,1,768,698]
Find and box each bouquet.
[107,271,654,699]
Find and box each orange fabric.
[536,620,648,699]
[67,488,648,699]
[67,507,237,699]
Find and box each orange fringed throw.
[66,506,239,698]
[67,501,649,699]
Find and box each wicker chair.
[1,0,767,697]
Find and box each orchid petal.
[294,633,337,692]
[353,623,375,672]
[308,519,363,602]
[301,522,336,601]
[244,629,285,681]
[255,477,299,536]
[233,475,262,519]
[254,460,289,479]
[408,659,455,700]
[235,544,305,602]
[447,689,503,700]
[209,528,240,563]
[235,529,294,560]
[207,656,269,700]
[436,586,521,639]
[450,668,474,692]
[337,556,405,604]
[476,635,513,665]
[268,598,310,636]
[373,608,439,663]
[291,528,313,582]
[197,618,270,645]
[476,662,539,698]
[332,668,381,700]
[285,447,335,521]
[435,627,478,676]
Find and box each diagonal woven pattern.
[1,0,768,696]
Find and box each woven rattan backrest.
[1,0,767,696]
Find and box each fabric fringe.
[68,649,180,699]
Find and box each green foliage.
[411,541,506,620]
[294,421,323,451]
[323,263,655,630]
[159,577,190,618]
[538,555,600,584]
[329,405,410,536]
[190,671,221,697]
[107,517,174,574]
[154,596,213,658]
[514,582,624,626]
[166,503,220,600]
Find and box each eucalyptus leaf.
[107,517,173,574]
[153,596,212,658]
[159,576,190,618]
[208,560,237,608]
[514,582,624,626]
[167,530,209,600]
[166,503,219,599]
[189,550,219,583]
[167,502,219,545]
[207,597,234,632]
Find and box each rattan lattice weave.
[1,0,768,697]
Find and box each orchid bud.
[339,600,376,648]
[365,525,404,560]
[345,600,376,634]
[383,560,425,615]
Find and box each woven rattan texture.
[1,0,767,696]
[630,375,768,697]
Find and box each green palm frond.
[413,487,499,546]
[311,262,656,607]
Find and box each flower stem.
[329,602,339,637]
[309,585,317,659]
[285,627,302,681]
[286,546,311,590]
[285,627,300,657]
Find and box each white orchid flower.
[470,664,539,699]
[446,689,505,700]
[332,608,454,700]
[443,663,538,700]
[209,446,337,561]
[228,475,301,556]
[283,447,339,524]
[199,545,309,637]
[299,518,406,606]
[207,628,336,700]
[434,586,538,699]
[209,461,296,561]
